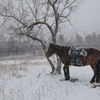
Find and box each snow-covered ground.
[0,56,100,100]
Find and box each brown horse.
[46,43,100,83]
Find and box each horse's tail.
[96,60,100,82]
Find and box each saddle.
[68,46,87,65]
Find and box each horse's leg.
[96,61,100,83]
[63,66,67,79]
[96,68,100,83]
[63,65,70,80]
[90,73,96,83]
[96,71,99,83]
[90,65,97,83]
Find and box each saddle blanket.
[70,50,80,65]
[69,46,87,65]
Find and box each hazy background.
[0,0,100,57]
[72,0,100,34]
[0,0,100,34]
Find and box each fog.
[72,0,100,33]
[0,0,100,57]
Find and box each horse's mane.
[51,43,69,49]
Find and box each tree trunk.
[52,34,62,74]
[43,44,56,74]
[46,56,55,74]
[56,56,62,74]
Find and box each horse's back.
[85,48,100,57]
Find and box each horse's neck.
[54,46,69,57]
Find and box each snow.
[0,56,100,100]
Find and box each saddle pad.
[70,50,80,65]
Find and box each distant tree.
[0,34,6,56]
[0,34,6,47]
[91,32,97,48]
[97,34,100,49]
[57,34,66,46]
[74,33,84,46]
[85,34,92,47]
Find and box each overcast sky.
[72,0,100,33]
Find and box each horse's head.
[46,43,55,57]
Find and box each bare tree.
[85,34,92,47]
[97,34,100,49]
[91,32,98,48]
[0,0,82,74]
[74,33,84,46]
[57,34,66,46]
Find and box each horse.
[46,43,100,83]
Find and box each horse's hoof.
[65,79,69,81]
[90,80,94,83]
[65,77,70,81]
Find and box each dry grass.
[0,55,52,100]
[0,55,49,78]
[0,55,44,61]
[0,63,27,77]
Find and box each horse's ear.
[49,43,51,46]
[49,43,54,46]
[49,43,51,45]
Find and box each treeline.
[0,32,100,57]
[57,32,100,49]
[0,34,43,57]
[72,32,100,49]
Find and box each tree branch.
[0,13,28,27]
[18,32,45,49]
[28,21,54,35]
[48,0,59,35]
[67,0,76,8]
